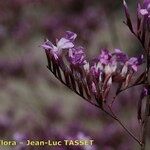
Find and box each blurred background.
[0,0,149,150]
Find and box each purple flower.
[127,57,139,72]
[98,49,112,65]
[138,0,150,52]
[113,49,128,63]
[126,55,143,72]
[144,87,150,96]
[139,10,150,19]
[139,0,150,16]
[65,31,77,42]
[90,62,103,78]
[123,0,150,52]
[41,31,76,60]
[68,46,86,65]
[120,54,143,77]
[104,61,117,75]
[140,9,149,15]
[141,87,150,99]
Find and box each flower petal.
[57,38,74,49]
[41,39,54,50]
[139,9,149,15]
[65,31,77,41]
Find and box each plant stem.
[141,95,150,150]
[141,53,150,150]
[106,105,141,145]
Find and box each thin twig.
[107,104,141,145]
[111,82,144,106]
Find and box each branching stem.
[140,53,150,150]
[48,66,142,146]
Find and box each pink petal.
[139,9,148,15]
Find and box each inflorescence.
[41,31,144,109]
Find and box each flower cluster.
[123,0,150,52]
[41,31,143,108]
[41,31,77,60]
